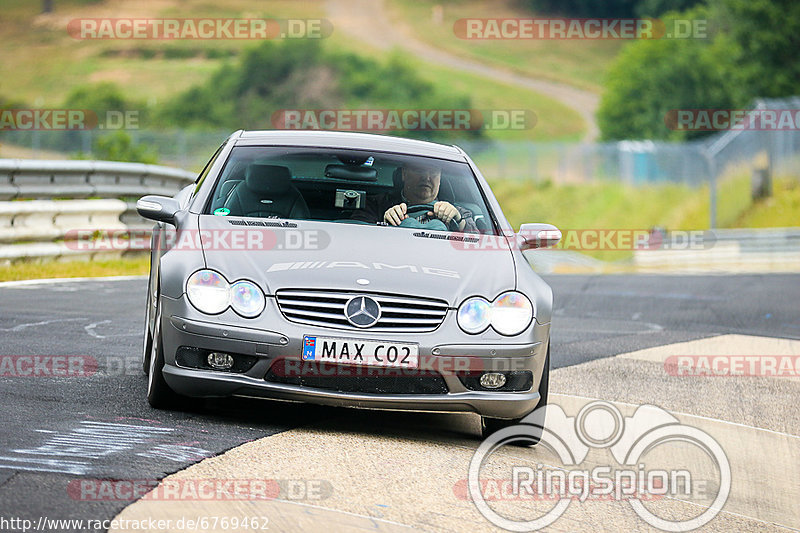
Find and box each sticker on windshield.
[213,207,230,216]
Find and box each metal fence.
[1,97,798,222]
[463,97,800,187]
[0,129,226,172]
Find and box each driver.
[353,163,478,232]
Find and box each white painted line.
[0,456,90,475]
[551,392,800,440]
[616,334,800,363]
[0,318,87,332]
[0,275,147,288]
[266,499,418,530]
[85,320,112,339]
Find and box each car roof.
[231,130,467,162]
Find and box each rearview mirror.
[136,195,181,224]
[517,223,561,251]
[324,164,378,181]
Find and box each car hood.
[198,216,517,307]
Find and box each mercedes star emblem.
[344,296,381,328]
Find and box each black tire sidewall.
[146,296,180,409]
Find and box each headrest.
[392,166,404,189]
[219,179,240,197]
[245,163,292,195]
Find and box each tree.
[597,6,735,140]
[520,0,639,17]
[519,0,703,17]
[718,0,800,103]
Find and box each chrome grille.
[275,289,450,332]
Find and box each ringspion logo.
[470,401,730,531]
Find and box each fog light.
[480,372,507,389]
[207,352,234,370]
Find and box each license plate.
[302,335,419,369]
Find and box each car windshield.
[205,146,496,234]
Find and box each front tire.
[481,345,550,446]
[141,276,154,375]
[146,297,183,409]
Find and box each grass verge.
[0,255,150,282]
[492,174,799,260]
[386,0,623,93]
[0,0,325,105]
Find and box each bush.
[64,82,142,118]
[158,40,482,140]
[75,131,158,164]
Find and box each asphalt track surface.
[0,274,797,531]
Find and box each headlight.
[490,291,533,336]
[457,297,491,334]
[230,280,266,318]
[186,270,230,314]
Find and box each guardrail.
[0,159,195,200]
[633,228,800,272]
[0,200,131,261]
[0,199,127,243]
[0,159,194,262]
[523,228,800,274]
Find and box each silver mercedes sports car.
[138,130,560,438]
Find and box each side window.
[191,143,226,199]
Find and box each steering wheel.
[404,203,460,231]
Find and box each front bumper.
[160,294,551,419]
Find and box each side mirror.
[136,195,181,224]
[517,223,561,251]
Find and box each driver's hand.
[384,203,407,226]
[429,201,461,225]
